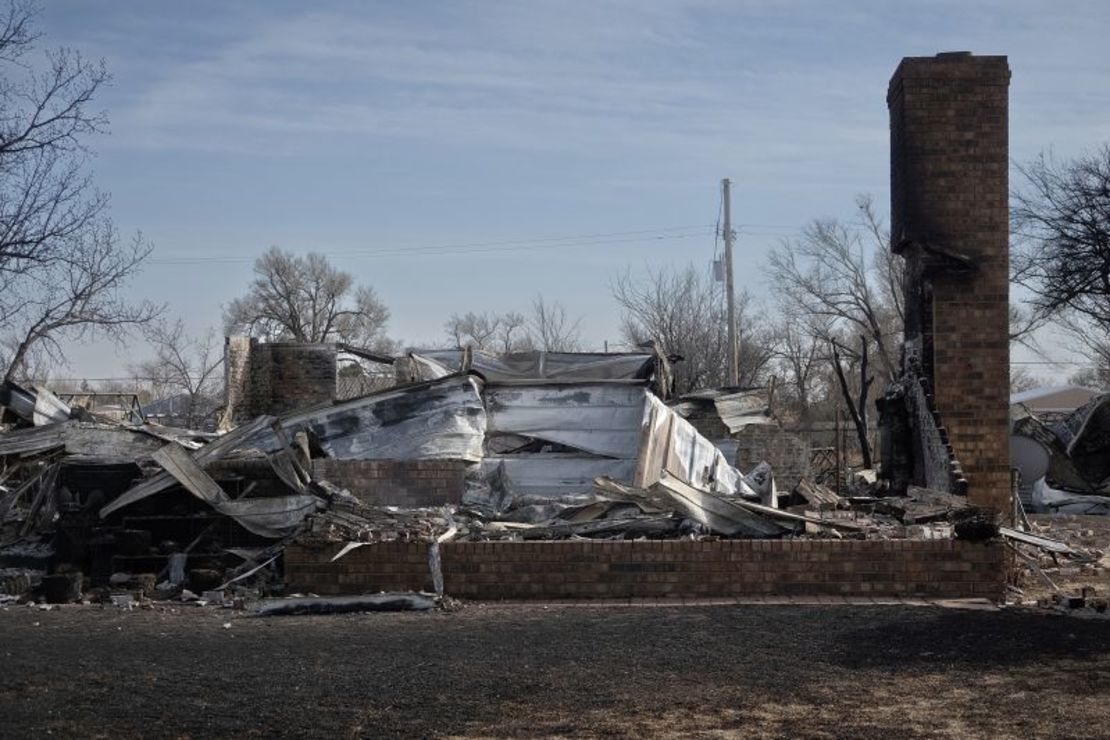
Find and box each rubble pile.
[297,498,455,546]
[1003,513,1110,614]
[0,350,1021,607]
[992,393,1110,615]
[1012,393,1110,514]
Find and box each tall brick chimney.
[887,53,1011,513]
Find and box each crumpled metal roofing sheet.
[263,374,487,462]
[485,382,649,459]
[410,349,656,382]
[479,455,638,498]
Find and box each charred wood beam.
[831,340,873,469]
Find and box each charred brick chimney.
[887,53,1011,513]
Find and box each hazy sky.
[36,0,1110,380]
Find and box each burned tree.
[830,336,874,468]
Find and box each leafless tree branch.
[224,247,393,350]
[132,319,224,428]
[611,262,774,394]
[529,294,582,352]
[1013,146,1110,332]
[0,2,153,381]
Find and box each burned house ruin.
[0,53,1022,609]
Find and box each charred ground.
[1,603,1108,738]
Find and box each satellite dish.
[1010,435,1050,486]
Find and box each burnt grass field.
[1,602,1109,738]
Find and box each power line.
[149,225,717,265]
[736,229,795,238]
[42,378,166,383]
[1011,360,1102,366]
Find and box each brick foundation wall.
[285,539,1006,600]
[888,54,1011,512]
[311,459,467,507]
[286,541,434,594]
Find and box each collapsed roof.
[3,349,775,550]
[406,348,660,382]
[1012,393,1110,513]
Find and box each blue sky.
[37,0,1110,379]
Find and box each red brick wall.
[735,425,811,491]
[265,343,337,414]
[286,540,434,594]
[224,338,337,422]
[311,459,467,507]
[285,539,1005,600]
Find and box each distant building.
[1010,385,1100,419]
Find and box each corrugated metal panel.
[272,374,487,462]
[410,349,656,382]
[639,394,754,498]
[485,382,648,458]
[670,387,771,433]
[0,421,68,456]
[480,455,638,498]
[0,381,72,426]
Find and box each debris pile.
[993,392,1110,615]
[1012,394,1110,514]
[1004,513,1110,616]
[0,349,1012,606]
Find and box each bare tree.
[0,337,51,385]
[442,298,580,355]
[766,195,902,384]
[445,311,497,350]
[611,263,774,394]
[133,320,223,428]
[1013,146,1110,330]
[1010,365,1042,394]
[495,311,531,353]
[224,247,392,349]
[529,295,581,352]
[444,310,534,353]
[0,2,108,277]
[1050,314,1110,390]
[2,228,157,382]
[1069,366,1109,391]
[770,314,829,422]
[0,2,157,381]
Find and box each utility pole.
[722,178,738,386]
